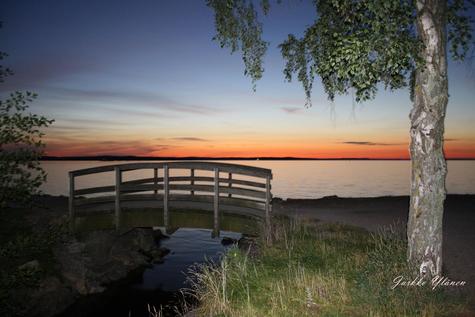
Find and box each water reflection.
[75,208,260,236]
[137,228,241,292]
[61,209,257,317]
[59,227,242,317]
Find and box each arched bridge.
[69,161,273,233]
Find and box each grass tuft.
[189,218,468,317]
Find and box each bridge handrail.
[68,161,273,234]
[70,161,272,178]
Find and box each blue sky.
[1,0,474,158]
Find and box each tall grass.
[189,218,468,317]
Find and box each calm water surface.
[41,160,475,199]
[60,227,241,317]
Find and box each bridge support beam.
[265,175,272,244]
[68,172,75,231]
[153,168,158,195]
[114,167,121,230]
[213,168,220,237]
[190,169,195,196]
[163,164,169,228]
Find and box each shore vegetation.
[190,218,469,316]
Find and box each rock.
[151,246,171,258]
[18,260,40,271]
[238,236,260,258]
[141,246,170,261]
[54,228,170,295]
[133,227,156,252]
[66,241,85,254]
[152,227,170,242]
[221,237,238,246]
[23,276,75,317]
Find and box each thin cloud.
[48,87,222,116]
[156,137,209,142]
[0,56,100,92]
[59,118,128,126]
[45,139,177,156]
[171,137,208,142]
[341,141,403,146]
[281,107,302,114]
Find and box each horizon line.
[40,155,475,161]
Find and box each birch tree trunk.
[408,0,448,277]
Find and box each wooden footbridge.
[69,161,272,235]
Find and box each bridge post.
[115,167,122,230]
[265,175,272,244]
[153,168,158,195]
[68,172,75,229]
[213,168,220,237]
[228,173,232,198]
[163,164,169,228]
[190,169,195,196]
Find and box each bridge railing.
[69,161,272,233]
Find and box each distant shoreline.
[40,156,475,161]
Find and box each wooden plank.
[214,168,219,234]
[167,161,272,178]
[74,196,115,206]
[265,175,271,242]
[115,167,121,230]
[120,184,164,193]
[117,162,165,172]
[122,177,158,185]
[75,185,116,195]
[71,162,272,178]
[69,172,75,219]
[190,169,195,196]
[154,168,158,195]
[121,193,163,201]
[167,184,266,199]
[163,164,169,227]
[221,177,267,188]
[170,176,267,188]
[73,193,266,212]
[122,176,256,187]
[70,165,116,176]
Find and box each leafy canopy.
[0,92,53,207]
[0,23,53,207]
[207,0,474,104]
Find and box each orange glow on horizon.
[43,139,475,159]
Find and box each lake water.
[46,160,475,316]
[41,160,475,199]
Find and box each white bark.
[408,0,448,277]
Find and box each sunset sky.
[1,0,474,159]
